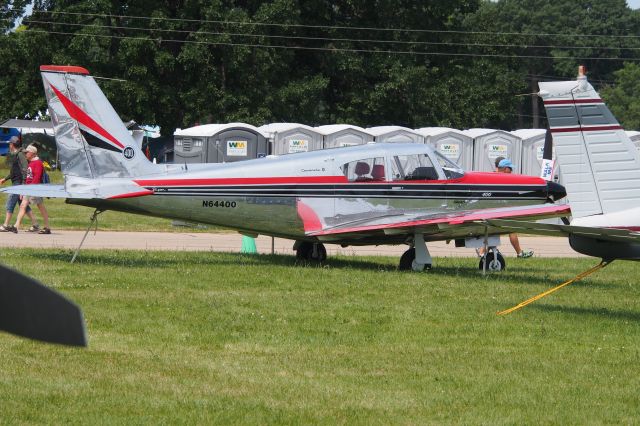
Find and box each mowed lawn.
[0,249,639,424]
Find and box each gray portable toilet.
[174,123,268,164]
[315,125,374,148]
[512,129,548,177]
[366,126,423,144]
[258,123,323,155]
[464,128,522,173]
[626,131,640,152]
[415,127,474,171]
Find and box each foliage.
[600,62,640,130]
[1,0,640,133]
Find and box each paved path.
[0,229,586,258]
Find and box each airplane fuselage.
[67,144,564,246]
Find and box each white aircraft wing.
[307,203,570,242]
[485,218,640,244]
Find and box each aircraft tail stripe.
[48,82,125,150]
[543,98,602,105]
[550,125,623,133]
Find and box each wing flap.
[308,204,570,237]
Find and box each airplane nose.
[546,181,567,202]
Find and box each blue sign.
[0,128,20,156]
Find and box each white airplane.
[2,65,570,272]
[488,66,640,261]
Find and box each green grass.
[1,250,639,424]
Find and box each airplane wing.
[485,218,640,244]
[307,203,570,242]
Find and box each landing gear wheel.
[399,248,431,271]
[295,242,327,263]
[479,251,506,272]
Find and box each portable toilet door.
[315,125,374,148]
[173,133,207,164]
[465,129,522,173]
[511,129,548,177]
[259,123,323,155]
[366,126,423,144]
[415,127,473,171]
[190,123,267,163]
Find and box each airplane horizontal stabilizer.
[1,184,153,200]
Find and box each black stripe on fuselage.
[145,183,548,200]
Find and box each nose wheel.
[479,249,506,272]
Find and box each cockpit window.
[394,154,440,181]
[433,151,465,179]
[342,157,386,182]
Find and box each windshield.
[434,151,465,179]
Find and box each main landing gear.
[479,248,506,272]
[294,241,327,263]
[399,234,432,272]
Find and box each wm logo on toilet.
[227,140,248,156]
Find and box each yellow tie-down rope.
[497,260,612,316]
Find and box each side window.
[395,154,439,180]
[342,157,386,182]
[433,151,465,179]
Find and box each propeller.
[0,264,87,347]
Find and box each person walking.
[496,158,533,258]
[0,137,39,233]
[13,144,51,234]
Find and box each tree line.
[1,0,640,135]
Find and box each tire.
[296,242,327,262]
[399,248,415,270]
[399,248,432,271]
[478,251,506,271]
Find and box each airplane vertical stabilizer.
[539,68,640,219]
[40,65,160,179]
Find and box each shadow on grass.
[532,304,640,322]
[8,249,622,289]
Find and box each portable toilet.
[314,125,374,148]
[174,123,268,164]
[366,126,423,144]
[464,128,522,173]
[415,127,473,171]
[258,123,323,155]
[512,129,548,177]
[626,130,640,152]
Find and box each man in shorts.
[13,144,51,234]
[0,137,38,233]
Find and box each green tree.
[600,62,640,130]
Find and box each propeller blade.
[0,264,87,347]
[540,124,555,181]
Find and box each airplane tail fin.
[40,65,161,179]
[539,66,640,219]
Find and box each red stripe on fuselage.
[48,82,125,150]
[135,172,544,187]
